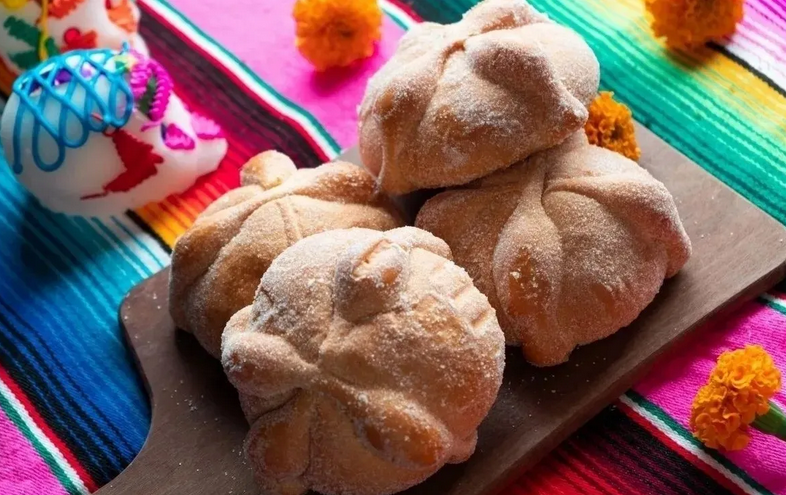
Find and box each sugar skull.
[0,47,227,216]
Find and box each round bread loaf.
[416,134,692,366]
[222,227,505,495]
[358,0,600,194]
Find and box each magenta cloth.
[169,0,407,150]
[0,407,68,495]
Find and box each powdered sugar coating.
[416,134,692,366]
[358,0,600,194]
[222,227,505,495]
[169,151,403,358]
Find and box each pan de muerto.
[222,227,505,495]
[169,151,403,357]
[358,0,600,194]
[416,133,691,366]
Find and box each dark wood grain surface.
[99,124,786,495]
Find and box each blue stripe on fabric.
[0,295,149,434]
[91,219,154,278]
[0,250,149,483]
[0,145,152,483]
[65,216,144,280]
[0,298,146,446]
[0,270,149,423]
[111,217,167,271]
[0,238,150,418]
[0,307,131,465]
[0,323,127,481]
[0,213,115,330]
[0,269,148,424]
[529,0,786,223]
[0,185,119,310]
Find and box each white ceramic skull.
[0,47,227,216]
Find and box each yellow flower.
[1,0,29,10]
[584,92,641,161]
[293,0,382,72]
[645,0,744,48]
[690,345,782,451]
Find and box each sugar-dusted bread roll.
[169,152,403,357]
[222,227,505,495]
[416,134,691,366]
[358,0,600,194]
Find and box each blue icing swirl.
[10,48,135,174]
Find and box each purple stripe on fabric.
[0,405,68,495]
[635,301,786,495]
[752,0,786,25]
[738,10,786,54]
[727,26,786,86]
[166,0,408,149]
[737,5,786,57]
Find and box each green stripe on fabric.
[110,217,167,271]
[90,220,153,278]
[538,1,786,158]
[601,79,786,220]
[413,0,468,22]
[760,295,786,316]
[147,0,342,155]
[415,0,786,165]
[0,387,84,495]
[626,390,775,495]
[382,5,412,30]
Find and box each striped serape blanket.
[0,0,785,494]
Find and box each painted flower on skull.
[0,0,147,93]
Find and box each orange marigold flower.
[584,92,641,161]
[645,0,744,48]
[293,0,383,72]
[690,345,782,451]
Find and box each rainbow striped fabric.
[0,0,784,494]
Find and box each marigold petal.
[727,430,751,451]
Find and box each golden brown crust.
[222,227,505,495]
[416,134,692,366]
[358,0,600,194]
[169,151,404,357]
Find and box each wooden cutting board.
[99,125,786,495]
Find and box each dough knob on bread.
[240,150,297,190]
[417,134,692,366]
[335,226,454,322]
[221,227,505,495]
[358,0,600,194]
[169,151,403,358]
